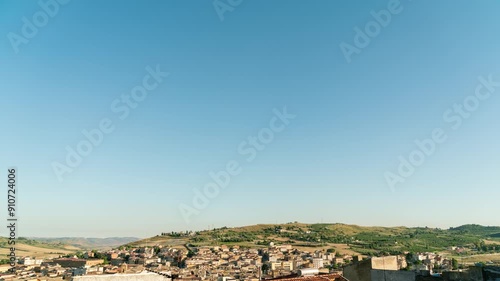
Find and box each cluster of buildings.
[178,243,353,279]
[0,253,149,281]
[406,253,455,271]
[0,243,351,281]
[343,255,500,281]
[1,244,499,281]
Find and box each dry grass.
[448,253,500,264]
[129,236,188,248]
[0,243,74,259]
[328,243,361,256]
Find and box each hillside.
[29,237,140,250]
[449,224,500,237]
[0,236,141,261]
[128,223,500,258]
[0,237,78,260]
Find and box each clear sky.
[1,0,499,238]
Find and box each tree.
[75,251,85,259]
[405,253,413,262]
[452,258,458,270]
[154,246,161,255]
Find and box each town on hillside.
[1,240,499,281]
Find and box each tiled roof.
[269,274,348,281]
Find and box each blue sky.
[1,0,499,237]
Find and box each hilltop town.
[1,223,500,281]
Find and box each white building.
[72,272,170,281]
[21,257,43,266]
[312,258,324,269]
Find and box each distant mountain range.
[27,237,140,250]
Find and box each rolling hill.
[0,237,78,260]
[128,223,500,258]
[28,237,140,250]
[0,237,140,261]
